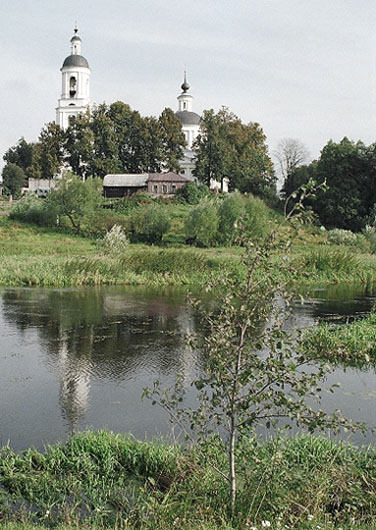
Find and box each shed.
[103,174,148,198]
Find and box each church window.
[153,185,158,193]
[162,185,167,194]
[172,185,176,192]
[69,76,77,98]
[183,102,187,110]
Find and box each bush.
[185,198,219,247]
[217,192,246,245]
[130,205,171,244]
[327,228,357,245]
[9,194,57,227]
[98,224,129,255]
[176,181,209,205]
[243,194,272,241]
[83,209,132,237]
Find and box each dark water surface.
[1,284,376,452]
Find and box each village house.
[103,172,190,198]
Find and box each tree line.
[280,137,376,232]
[1,102,276,202]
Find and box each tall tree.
[1,163,27,197]
[313,138,376,231]
[64,111,94,179]
[158,107,186,172]
[193,107,275,200]
[274,138,309,186]
[29,123,66,179]
[3,137,35,174]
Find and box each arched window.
[69,76,77,98]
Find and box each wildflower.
[262,522,271,528]
[307,514,313,521]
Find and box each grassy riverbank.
[1,430,376,529]
[303,311,376,367]
[1,217,376,288]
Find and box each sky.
[0,0,375,175]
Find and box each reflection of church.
[56,27,200,179]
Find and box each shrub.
[83,209,132,237]
[243,194,272,241]
[217,192,246,245]
[98,224,129,255]
[185,198,219,247]
[46,173,103,233]
[176,181,209,205]
[131,205,171,244]
[9,194,57,227]
[327,228,357,245]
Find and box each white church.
[55,27,202,181]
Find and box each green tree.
[158,107,186,172]
[217,192,245,245]
[46,173,102,233]
[29,123,66,179]
[193,108,233,188]
[2,163,27,197]
[313,138,376,231]
[64,111,94,178]
[185,198,219,247]
[3,137,34,174]
[176,181,209,204]
[88,104,122,177]
[193,107,276,201]
[131,204,171,244]
[145,183,364,515]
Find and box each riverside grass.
[302,311,376,367]
[1,431,376,529]
[2,218,376,287]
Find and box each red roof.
[148,172,189,183]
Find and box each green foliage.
[130,205,171,244]
[185,198,219,247]
[2,431,376,528]
[175,181,209,204]
[64,102,186,178]
[147,192,365,516]
[9,194,57,226]
[3,137,34,174]
[299,247,360,275]
[46,173,103,233]
[193,107,276,201]
[1,163,27,197]
[217,192,246,245]
[302,311,376,367]
[243,193,272,241]
[28,123,66,179]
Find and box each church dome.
[62,54,89,68]
[175,110,201,126]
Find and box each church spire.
[181,70,190,93]
[70,23,82,55]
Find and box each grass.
[1,216,376,288]
[1,431,376,529]
[302,311,376,367]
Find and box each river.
[1,284,375,452]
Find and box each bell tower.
[56,26,91,130]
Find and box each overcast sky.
[0,0,375,174]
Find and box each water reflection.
[1,284,376,451]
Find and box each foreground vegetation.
[1,430,376,529]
